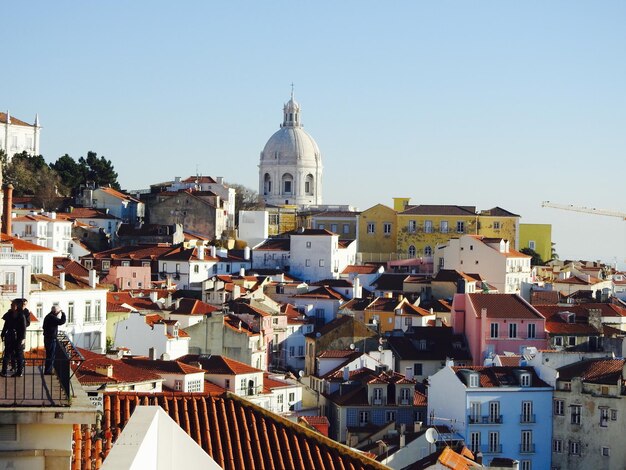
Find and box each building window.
[94,300,101,321]
[520,461,531,470]
[36,303,43,320]
[367,222,375,234]
[611,409,617,420]
[568,336,576,346]
[408,245,416,257]
[571,405,581,425]
[289,347,294,357]
[521,430,533,453]
[305,259,311,267]
[528,240,536,250]
[424,246,432,257]
[521,401,533,423]
[408,220,416,233]
[424,220,433,233]
[102,260,111,270]
[509,323,517,338]
[330,224,338,233]
[317,224,325,230]
[488,401,500,423]
[600,407,609,427]
[569,441,580,455]
[520,373,531,387]
[67,302,74,324]
[383,223,392,234]
[493,221,500,230]
[469,374,479,388]
[470,432,480,453]
[554,336,563,347]
[456,221,465,233]
[440,220,448,233]
[490,323,499,338]
[175,380,183,391]
[602,446,610,457]
[527,323,536,339]
[488,431,499,453]
[85,301,92,322]
[374,387,383,401]
[359,411,369,425]
[319,259,325,267]
[343,224,350,234]
[386,411,396,422]
[553,439,563,453]
[283,180,292,194]
[413,363,423,375]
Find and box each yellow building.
[477,207,520,248]
[519,223,552,263]
[394,199,521,259]
[266,205,298,235]
[297,209,360,239]
[395,200,479,259]
[357,204,397,261]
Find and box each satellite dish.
[349,343,355,350]
[425,428,439,444]
[298,370,304,378]
[316,332,321,338]
[378,345,384,352]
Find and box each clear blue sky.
[4,2,626,264]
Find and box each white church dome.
[261,126,321,165]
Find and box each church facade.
[258,93,323,207]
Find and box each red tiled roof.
[171,298,218,315]
[74,349,162,385]
[97,186,141,203]
[107,292,161,312]
[294,286,346,301]
[179,354,262,375]
[53,257,90,277]
[32,273,103,291]
[400,205,476,216]
[534,303,626,318]
[89,244,172,260]
[341,265,380,275]
[318,350,359,359]
[300,416,330,426]
[121,358,204,375]
[557,359,625,384]
[57,208,120,220]
[0,112,34,127]
[85,393,388,470]
[467,294,544,320]
[494,355,522,367]
[0,233,54,252]
[452,366,550,388]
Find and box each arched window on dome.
[282,173,294,195]
[304,174,314,195]
[424,246,433,257]
[264,174,272,195]
[408,245,416,257]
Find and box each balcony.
[0,330,83,407]
[519,444,536,454]
[481,445,502,454]
[520,414,536,423]
[468,415,503,424]
[0,284,17,294]
[372,398,383,406]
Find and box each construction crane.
[541,201,626,221]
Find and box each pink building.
[101,265,152,290]
[451,293,547,365]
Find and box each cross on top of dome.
[283,84,301,128]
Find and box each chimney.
[2,184,14,235]
[59,272,66,290]
[89,269,97,288]
[244,246,251,260]
[405,366,414,381]
[149,347,156,360]
[343,366,350,381]
[210,245,217,258]
[414,421,422,433]
[239,267,245,277]
[481,307,487,318]
[232,285,241,300]
[149,291,158,303]
[197,245,205,260]
[95,365,113,377]
[399,434,406,448]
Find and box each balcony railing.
[0,330,83,407]
[481,445,502,454]
[468,415,503,424]
[520,413,536,423]
[0,284,17,294]
[519,444,536,454]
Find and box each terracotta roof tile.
[121,358,204,375]
[0,112,34,127]
[0,233,54,252]
[557,358,625,384]
[179,354,262,375]
[90,393,387,470]
[341,265,380,275]
[467,294,544,319]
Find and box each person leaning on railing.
[0,301,27,377]
[43,306,66,375]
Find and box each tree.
[50,154,84,194]
[226,182,263,226]
[2,151,56,197]
[78,151,120,189]
[520,247,545,266]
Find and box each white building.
[29,271,108,352]
[258,92,323,207]
[438,235,532,294]
[1,111,41,159]
[114,312,189,360]
[11,212,73,256]
[1,233,54,277]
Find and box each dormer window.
[520,373,531,387]
[417,340,427,350]
[567,313,576,324]
[469,374,480,388]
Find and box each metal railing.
[0,330,83,407]
[468,414,503,424]
[481,445,502,454]
[520,413,536,423]
[519,444,536,454]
